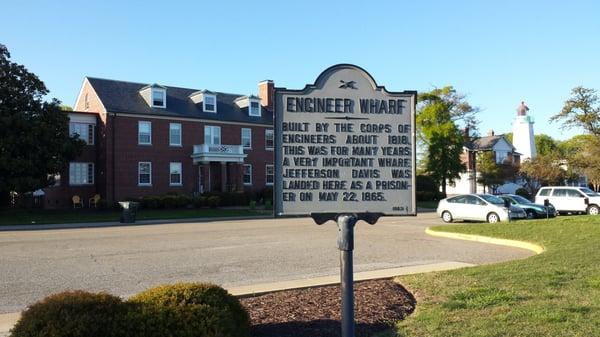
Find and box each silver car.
[437,194,526,223]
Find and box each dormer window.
[204,95,216,113]
[249,100,261,117]
[152,88,166,108]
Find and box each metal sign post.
[338,214,356,337]
[275,64,416,337]
[312,212,381,337]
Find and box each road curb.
[425,227,545,254]
[228,261,474,297]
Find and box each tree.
[476,151,518,193]
[418,86,479,131]
[559,135,600,191]
[0,44,84,206]
[535,134,559,157]
[476,151,501,193]
[519,154,564,195]
[551,87,600,138]
[417,86,479,195]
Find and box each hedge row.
[124,193,246,209]
[10,283,250,337]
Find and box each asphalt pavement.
[0,213,533,314]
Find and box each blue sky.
[2,0,599,140]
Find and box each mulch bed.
[240,279,416,337]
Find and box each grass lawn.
[0,208,271,226]
[387,215,600,337]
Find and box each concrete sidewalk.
[0,260,472,335]
[0,214,273,232]
[0,208,434,232]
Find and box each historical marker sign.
[274,64,417,216]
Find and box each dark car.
[499,194,556,219]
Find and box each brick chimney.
[258,80,274,111]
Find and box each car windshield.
[510,195,532,204]
[579,187,600,196]
[479,194,504,205]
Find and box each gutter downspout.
[111,112,116,203]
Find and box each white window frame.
[169,162,182,186]
[243,164,252,185]
[249,99,261,117]
[265,164,274,186]
[138,121,152,145]
[169,123,182,146]
[241,128,252,150]
[138,162,152,186]
[69,162,94,186]
[495,150,508,164]
[69,122,95,145]
[151,88,166,108]
[203,94,217,113]
[265,129,274,151]
[204,125,221,145]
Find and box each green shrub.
[515,188,531,200]
[193,196,207,208]
[162,195,179,209]
[249,200,256,210]
[207,196,221,208]
[256,187,273,203]
[10,290,127,337]
[128,283,250,337]
[201,192,249,207]
[176,195,192,208]
[264,199,273,210]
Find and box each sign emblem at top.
[339,80,357,89]
[274,64,417,217]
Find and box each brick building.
[44,77,275,208]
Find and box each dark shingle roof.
[87,77,273,125]
[466,134,514,151]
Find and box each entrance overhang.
[191,144,247,163]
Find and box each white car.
[436,194,526,223]
[535,186,600,215]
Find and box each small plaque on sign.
[274,64,416,216]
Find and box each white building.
[445,130,521,195]
[512,101,537,161]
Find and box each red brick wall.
[108,115,274,202]
[44,112,100,208]
[74,79,105,113]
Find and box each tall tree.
[559,135,600,191]
[477,151,518,193]
[519,154,564,195]
[535,134,559,157]
[417,86,478,195]
[0,44,84,206]
[551,87,600,138]
[476,151,500,193]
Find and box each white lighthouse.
[512,101,536,161]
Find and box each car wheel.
[441,211,453,223]
[526,210,536,219]
[487,212,500,223]
[588,205,600,215]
